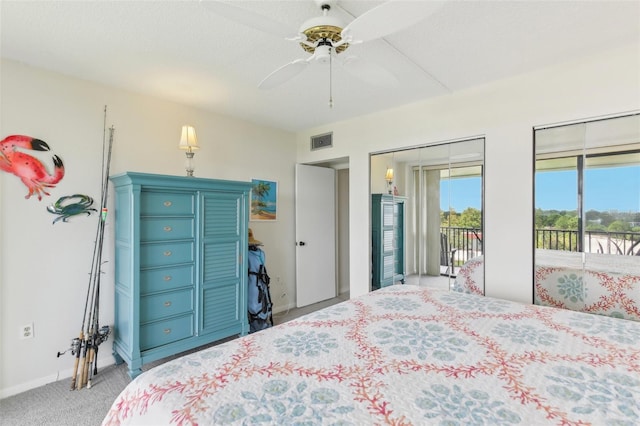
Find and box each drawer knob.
[163,201,173,207]
[163,250,172,257]
[163,226,172,232]
[164,275,172,281]
[164,301,172,307]
[163,328,172,334]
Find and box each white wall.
[0,60,296,397]
[296,42,640,301]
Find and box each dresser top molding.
[110,172,253,191]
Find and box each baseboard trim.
[272,301,295,315]
[0,354,115,399]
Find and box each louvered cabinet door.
[392,199,406,284]
[371,194,406,290]
[200,191,246,336]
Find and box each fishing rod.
[57,106,113,390]
[80,121,114,389]
[86,123,114,388]
[80,108,110,388]
[77,112,110,390]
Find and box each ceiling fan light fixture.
[298,3,348,55]
[299,23,348,54]
[314,44,333,64]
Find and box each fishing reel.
[71,337,82,355]
[57,337,82,358]
[95,325,111,346]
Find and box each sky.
[535,167,640,212]
[441,177,482,212]
[441,166,640,213]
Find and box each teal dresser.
[110,172,252,378]
[371,194,406,290]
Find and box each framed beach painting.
[250,178,277,221]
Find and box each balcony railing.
[440,227,640,269]
[440,227,483,267]
[536,229,640,255]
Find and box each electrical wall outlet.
[20,323,34,339]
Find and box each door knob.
[298,241,306,246]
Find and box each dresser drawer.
[140,289,194,322]
[140,218,194,242]
[141,191,194,216]
[140,315,194,351]
[140,241,193,268]
[140,265,194,294]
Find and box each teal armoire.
[371,194,406,290]
[110,172,252,378]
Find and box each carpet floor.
[0,294,347,425]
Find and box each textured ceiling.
[2,0,639,132]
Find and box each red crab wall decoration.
[0,134,65,200]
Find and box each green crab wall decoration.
[47,194,97,224]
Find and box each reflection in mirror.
[370,138,485,294]
[534,113,640,320]
[371,151,406,290]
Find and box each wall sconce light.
[385,167,394,194]
[179,125,199,176]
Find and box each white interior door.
[295,164,336,307]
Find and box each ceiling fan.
[202,0,442,104]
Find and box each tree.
[585,209,600,221]
[545,213,561,228]
[599,211,615,227]
[251,182,271,214]
[585,223,607,232]
[457,208,482,228]
[608,220,631,233]
[554,215,578,230]
[441,208,460,227]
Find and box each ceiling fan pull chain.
[329,45,334,109]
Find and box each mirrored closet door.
[534,113,640,320]
[370,138,485,293]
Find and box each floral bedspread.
[453,251,640,321]
[534,266,640,321]
[451,255,485,295]
[102,285,640,425]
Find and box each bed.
[453,250,640,321]
[102,285,640,425]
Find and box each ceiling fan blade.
[258,59,309,89]
[341,0,444,43]
[342,56,399,88]
[200,0,298,39]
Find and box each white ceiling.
[2,0,639,133]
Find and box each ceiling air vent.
[310,132,333,151]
